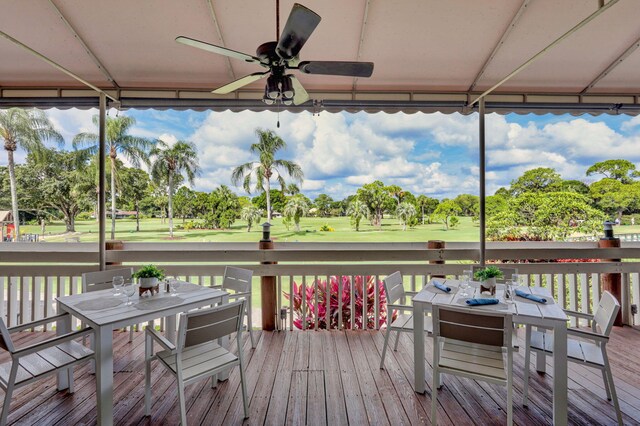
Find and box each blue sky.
[4,108,640,201]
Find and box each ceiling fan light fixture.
[266,75,280,99]
[281,75,294,99]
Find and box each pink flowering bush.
[284,275,393,330]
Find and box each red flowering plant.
[284,275,393,330]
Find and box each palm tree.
[347,199,369,231]
[231,129,303,222]
[1,108,63,239]
[240,205,263,232]
[73,115,153,239]
[284,183,300,196]
[396,202,417,231]
[284,195,310,232]
[150,139,200,238]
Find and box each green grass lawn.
[22,216,640,243]
[23,216,485,243]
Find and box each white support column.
[479,99,486,266]
[99,93,106,270]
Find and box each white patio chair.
[431,304,514,425]
[0,314,94,425]
[82,268,135,342]
[210,266,256,348]
[145,299,249,425]
[379,271,432,369]
[523,291,623,425]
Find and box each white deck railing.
[2,241,640,330]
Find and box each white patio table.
[413,279,569,426]
[56,282,228,426]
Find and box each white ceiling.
[1,0,639,113]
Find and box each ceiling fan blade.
[290,75,309,105]
[212,72,269,94]
[298,61,374,77]
[176,36,262,64]
[276,4,321,60]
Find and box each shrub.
[319,224,335,232]
[284,275,393,330]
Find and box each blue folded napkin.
[466,298,499,306]
[433,280,451,293]
[515,289,547,304]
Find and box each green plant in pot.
[133,264,165,288]
[474,266,504,295]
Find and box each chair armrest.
[146,327,176,352]
[567,328,609,343]
[387,303,413,312]
[563,310,594,321]
[406,291,418,296]
[8,313,70,333]
[209,284,223,290]
[12,328,94,358]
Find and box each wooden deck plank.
[2,326,640,426]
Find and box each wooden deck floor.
[3,326,640,425]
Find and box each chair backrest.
[178,300,245,350]
[432,304,512,349]
[0,319,15,353]
[222,266,253,293]
[471,266,518,284]
[382,272,405,305]
[82,268,133,293]
[593,291,620,336]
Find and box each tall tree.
[357,181,391,228]
[150,139,200,238]
[73,115,152,239]
[231,129,303,222]
[284,183,300,196]
[120,167,151,232]
[416,195,439,224]
[586,159,637,184]
[347,199,369,231]
[284,194,310,232]
[240,205,263,232]
[396,202,417,231]
[314,194,333,217]
[385,184,405,205]
[510,167,562,196]
[433,199,462,230]
[0,108,62,239]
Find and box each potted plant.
[474,266,504,295]
[133,264,165,289]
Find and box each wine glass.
[512,274,525,288]
[504,279,515,304]
[112,276,124,296]
[123,279,136,305]
[167,276,179,296]
[459,269,472,297]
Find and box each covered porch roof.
[1,0,639,114]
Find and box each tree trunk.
[421,206,425,225]
[135,201,140,232]
[65,215,75,232]
[168,172,174,238]
[7,149,21,240]
[40,219,46,236]
[265,178,272,222]
[110,156,117,239]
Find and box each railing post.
[259,223,277,331]
[105,240,123,266]
[599,221,623,326]
[428,240,445,278]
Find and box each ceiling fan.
[176,2,374,106]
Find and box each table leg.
[552,323,568,426]
[414,301,425,394]
[95,325,114,426]
[56,314,71,390]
